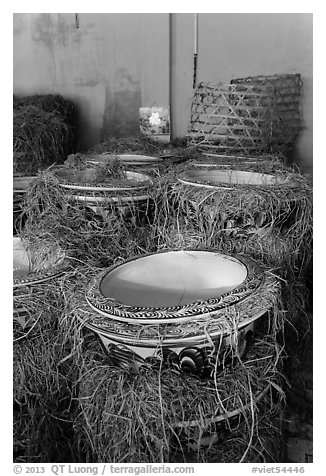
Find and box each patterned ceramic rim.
[52,167,153,193]
[85,250,264,325]
[67,193,151,205]
[13,175,37,192]
[79,271,277,346]
[86,153,163,165]
[13,239,69,288]
[177,168,299,191]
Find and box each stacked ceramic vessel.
[13,236,68,333]
[52,156,156,218]
[76,249,278,377]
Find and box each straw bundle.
[14,94,76,122]
[13,94,76,174]
[187,78,302,155]
[13,267,77,462]
[73,330,285,463]
[19,171,156,267]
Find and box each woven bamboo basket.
[188,78,302,155]
[231,74,302,153]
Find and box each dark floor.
[283,321,313,462]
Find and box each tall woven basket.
[188,76,302,156]
[231,74,302,153]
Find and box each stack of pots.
[13,236,68,332]
[51,157,157,221]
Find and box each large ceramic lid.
[177,168,298,190]
[13,237,67,288]
[85,153,163,166]
[52,166,152,193]
[85,250,264,325]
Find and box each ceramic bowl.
[85,153,163,167]
[80,251,278,375]
[13,237,67,288]
[52,166,152,193]
[177,168,297,190]
[85,250,264,324]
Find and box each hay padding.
[13,94,76,174]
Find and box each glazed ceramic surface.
[67,193,151,205]
[177,169,297,190]
[13,176,37,192]
[13,237,67,288]
[86,154,163,166]
[53,167,152,193]
[96,320,255,375]
[79,267,278,375]
[86,250,264,324]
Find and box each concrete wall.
[14,13,312,170]
[13,13,170,150]
[172,13,313,171]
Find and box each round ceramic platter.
[13,237,68,288]
[13,176,37,193]
[86,153,163,166]
[177,169,298,190]
[85,250,264,325]
[52,167,152,193]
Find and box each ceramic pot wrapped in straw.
[73,328,285,463]
[19,167,157,267]
[73,249,281,378]
[152,160,312,325]
[13,236,69,338]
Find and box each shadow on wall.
[102,68,142,141]
[285,137,313,178]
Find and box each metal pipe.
[193,13,198,89]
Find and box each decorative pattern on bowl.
[85,250,264,324]
[95,322,255,377]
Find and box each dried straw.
[13,94,76,174]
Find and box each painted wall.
[14,13,313,170]
[13,13,170,150]
[172,13,313,171]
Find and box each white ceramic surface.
[178,169,293,189]
[13,237,30,279]
[13,176,37,192]
[86,153,163,166]
[53,167,152,192]
[100,250,247,308]
[13,237,66,287]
